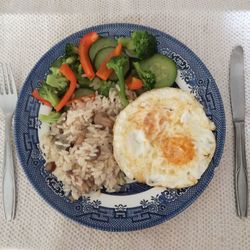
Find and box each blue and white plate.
[14,23,225,231]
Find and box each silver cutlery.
[0,63,17,221]
[229,46,248,218]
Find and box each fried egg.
[113,87,216,188]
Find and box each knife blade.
[229,46,248,218]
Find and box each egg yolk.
[161,136,195,165]
[140,108,196,166]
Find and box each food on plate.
[41,90,129,200]
[32,29,215,200]
[113,88,216,188]
[118,30,157,59]
[106,55,130,107]
[139,54,177,88]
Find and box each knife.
[229,46,248,218]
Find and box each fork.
[0,63,17,221]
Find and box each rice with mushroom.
[40,89,133,200]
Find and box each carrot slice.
[32,89,52,107]
[54,64,77,112]
[96,43,123,81]
[79,32,99,80]
[125,76,143,90]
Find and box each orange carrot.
[79,32,99,80]
[96,43,123,80]
[125,76,143,90]
[55,64,77,112]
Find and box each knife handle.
[234,121,248,218]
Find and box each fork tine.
[7,64,17,95]
[2,64,11,94]
[0,63,4,94]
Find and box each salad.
[32,30,177,122]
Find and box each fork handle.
[2,114,16,221]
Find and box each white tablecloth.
[0,1,250,249]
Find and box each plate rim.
[14,22,226,232]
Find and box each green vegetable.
[118,30,157,59]
[77,76,91,87]
[46,54,70,95]
[78,64,84,75]
[94,47,130,81]
[94,47,114,70]
[39,111,61,124]
[65,56,76,65]
[140,54,177,88]
[133,62,155,90]
[89,37,117,62]
[70,63,82,75]
[38,84,60,107]
[107,55,129,107]
[97,81,114,97]
[65,43,78,57]
[51,56,66,68]
[66,58,81,74]
[64,43,81,81]
[74,88,94,98]
[49,67,60,75]
[46,74,69,94]
[42,44,80,101]
[68,60,87,87]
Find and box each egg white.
[113,87,216,188]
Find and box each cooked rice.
[40,88,133,200]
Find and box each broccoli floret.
[65,43,78,57]
[97,81,115,97]
[46,74,69,94]
[48,45,80,92]
[118,30,157,59]
[106,56,129,107]
[78,64,84,75]
[133,62,156,90]
[51,56,66,68]
[46,61,70,94]
[39,111,61,124]
[38,84,60,107]
[69,61,85,86]
[49,67,60,75]
[46,45,79,95]
[65,57,76,65]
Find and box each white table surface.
[0,1,250,249]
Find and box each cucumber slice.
[89,38,117,62]
[74,88,94,98]
[94,47,114,70]
[140,54,177,88]
[77,76,91,87]
[94,47,130,81]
